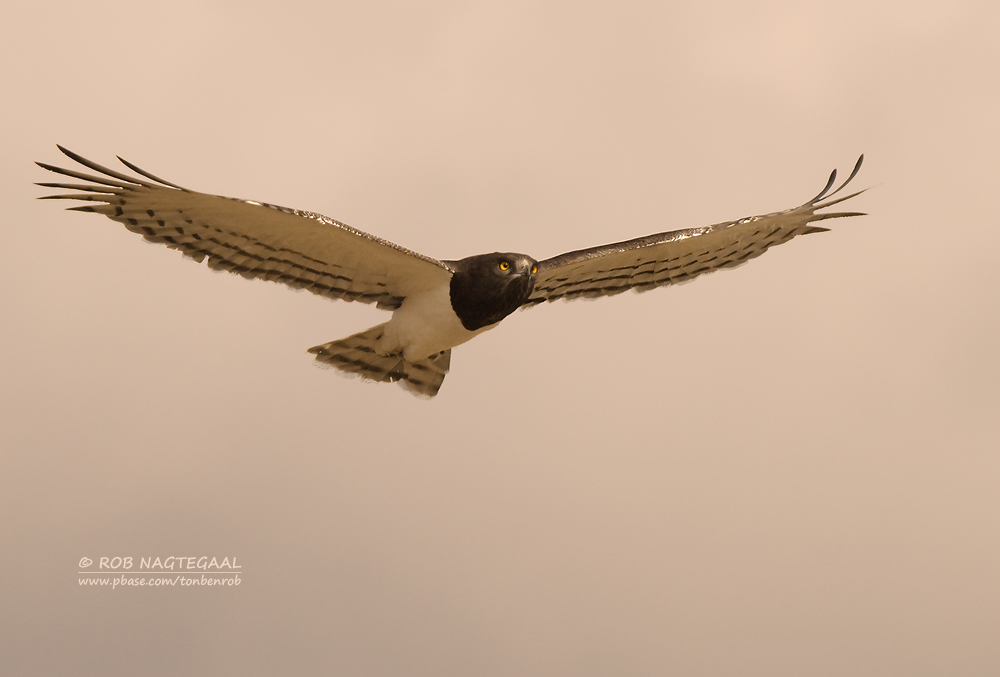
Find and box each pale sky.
[2,1,998,675]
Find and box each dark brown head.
[446,253,538,331]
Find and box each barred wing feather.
[36,146,453,309]
[525,156,866,306]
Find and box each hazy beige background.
[2,1,998,674]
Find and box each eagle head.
[447,252,538,331]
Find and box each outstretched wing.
[36,146,453,309]
[524,156,866,306]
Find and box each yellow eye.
[499,261,510,271]
[531,264,538,275]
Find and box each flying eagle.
[36,147,866,397]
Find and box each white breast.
[382,284,497,361]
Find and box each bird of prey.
[36,147,866,398]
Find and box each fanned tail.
[307,324,451,398]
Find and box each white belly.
[381,285,497,361]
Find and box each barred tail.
[307,324,451,398]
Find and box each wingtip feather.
[806,168,838,205]
[116,154,187,190]
[810,210,867,222]
[803,155,867,208]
